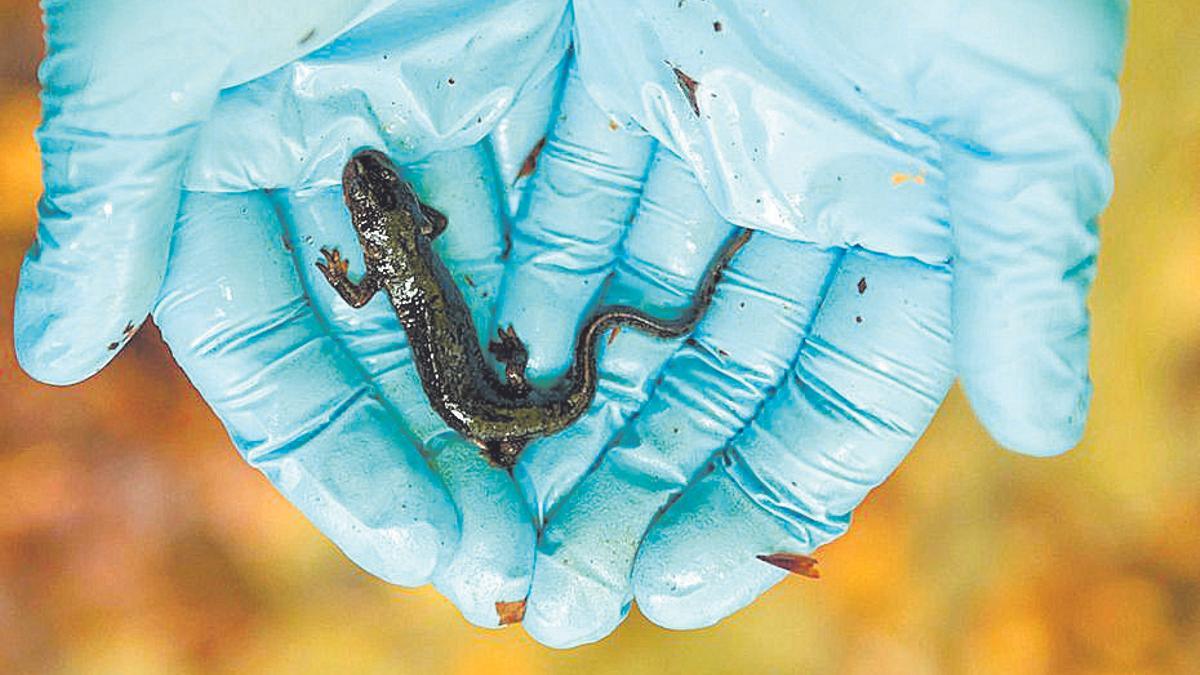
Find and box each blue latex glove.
[15,0,572,627]
[496,1,1127,647]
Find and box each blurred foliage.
[1,1,1197,673]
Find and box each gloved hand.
[14,0,572,627]
[495,0,1127,647]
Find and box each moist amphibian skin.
[318,149,749,468]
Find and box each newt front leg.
[316,247,381,308]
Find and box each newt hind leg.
[488,324,531,394]
[419,203,448,239]
[481,439,525,469]
[316,247,381,308]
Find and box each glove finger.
[493,65,656,384]
[15,128,193,385]
[950,153,1101,457]
[633,250,955,629]
[14,1,379,385]
[275,145,535,627]
[522,235,840,648]
[153,189,459,588]
[514,147,738,524]
[489,50,569,218]
[15,4,213,385]
[945,113,1115,457]
[921,0,1126,457]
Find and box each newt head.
[344,148,408,213]
[342,149,427,265]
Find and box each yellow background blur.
[1,3,1197,673]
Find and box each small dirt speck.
[515,137,547,183]
[496,600,526,626]
[670,65,701,116]
[857,277,867,294]
[757,553,820,579]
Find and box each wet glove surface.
[15,0,573,628]
[494,0,1127,647]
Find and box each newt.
[318,149,748,468]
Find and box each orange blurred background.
[1,3,1198,673]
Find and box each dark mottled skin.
[318,150,749,468]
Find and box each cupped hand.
[15,0,572,627]
[495,0,1127,647]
